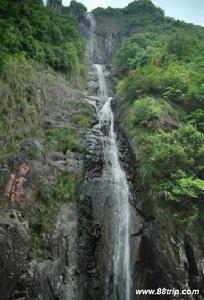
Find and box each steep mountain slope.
[0,1,94,299]
[1,0,204,299]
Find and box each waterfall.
[86,13,132,300]
[96,65,131,300]
[95,64,108,100]
[86,12,95,61]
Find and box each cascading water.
[86,12,95,61]
[96,65,131,300]
[86,13,132,300]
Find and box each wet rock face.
[0,187,81,300]
[80,15,121,64]
[94,31,121,64]
[133,223,204,300]
[77,129,104,299]
[0,212,30,299]
[0,205,79,300]
[32,203,78,300]
[77,65,106,300]
[83,129,104,175]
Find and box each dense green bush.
[136,125,204,234]
[128,96,162,128]
[0,0,85,74]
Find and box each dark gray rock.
[32,203,78,300]
[0,213,30,299]
[49,152,66,162]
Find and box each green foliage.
[0,0,85,74]
[56,169,76,201]
[117,64,163,101]
[45,128,83,153]
[139,125,204,182]
[114,9,204,238]
[129,96,162,128]
[114,32,166,77]
[37,169,76,232]
[93,0,165,37]
[188,109,204,132]
[72,105,95,128]
[27,143,42,160]
[117,61,192,105]
[49,42,79,72]
[21,166,76,259]
[140,125,204,234]
[0,56,42,158]
[123,0,164,18]
[133,124,204,236]
[172,177,204,199]
[39,170,76,204]
[166,33,201,61]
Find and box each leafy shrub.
[172,177,204,199]
[136,124,204,235]
[129,96,162,128]
[188,109,204,132]
[117,64,163,102]
[166,33,200,61]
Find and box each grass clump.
[37,169,76,233]
[45,128,83,154]
[27,143,42,160]
[72,105,95,128]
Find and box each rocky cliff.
[0,63,94,299]
[46,0,62,11]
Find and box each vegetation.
[93,0,165,36]
[37,168,76,231]
[45,128,83,153]
[0,57,44,163]
[0,0,91,259]
[113,0,204,242]
[63,0,87,22]
[0,0,88,162]
[27,167,76,259]
[0,0,85,74]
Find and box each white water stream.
[86,12,96,61]
[86,13,131,300]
